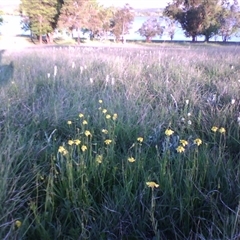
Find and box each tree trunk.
[77,28,81,44]
[192,36,196,42]
[39,34,42,44]
[146,36,151,43]
[47,33,53,44]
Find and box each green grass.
[0,44,239,239]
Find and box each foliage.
[91,6,114,40]
[137,18,164,42]
[218,0,240,41]
[164,0,232,42]
[58,0,100,43]
[0,45,239,239]
[111,4,135,42]
[20,0,60,44]
[163,18,177,40]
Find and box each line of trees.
[19,0,240,44]
[20,0,134,44]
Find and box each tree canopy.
[21,0,61,44]
[164,0,240,42]
[138,18,164,42]
[19,0,240,44]
[110,4,135,42]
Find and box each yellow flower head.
[79,113,84,118]
[67,120,72,125]
[99,99,103,104]
[180,139,188,147]
[58,146,68,155]
[58,146,65,153]
[104,139,112,145]
[81,145,87,152]
[112,113,118,120]
[128,157,136,162]
[15,220,22,228]
[74,139,81,145]
[176,145,185,153]
[165,129,174,136]
[106,114,111,119]
[85,130,92,137]
[96,154,103,163]
[211,126,218,132]
[219,127,226,134]
[194,138,202,146]
[68,140,74,146]
[146,181,159,189]
[102,129,108,134]
[82,120,88,125]
[102,109,107,114]
[137,137,144,143]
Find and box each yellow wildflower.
[102,129,108,134]
[194,138,202,146]
[15,220,22,228]
[137,137,144,143]
[176,145,185,153]
[128,157,136,162]
[58,146,68,156]
[106,114,111,119]
[99,99,103,104]
[79,113,84,118]
[85,130,92,137]
[112,113,118,120]
[81,145,87,152]
[102,109,107,114]
[96,154,103,163]
[67,120,72,125]
[219,127,226,134]
[146,182,159,189]
[211,126,218,132]
[68,140,74,146]
[58,146,65,153]
[165,129,174,136]
[74,139,81,145]
[104,139,112,145]
[180,139,188,147]
[82,120,88,125]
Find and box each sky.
[97,0,169,8]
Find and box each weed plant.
[0,44,239,239]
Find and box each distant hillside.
[134,8,164,17]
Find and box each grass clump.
[0,45,239,239]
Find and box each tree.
[20,0,60,44]
[92,6,114,41]
[164,0,222,42]
[218,0,240,41]
[138,18,164,42]
[111,4,135,43]
[164,18,177,40]
[58,0,100,44]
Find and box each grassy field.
[0,43,239,239]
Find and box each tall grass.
[0,44,239,239]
